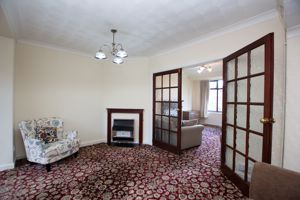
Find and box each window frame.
[208,79,223,112]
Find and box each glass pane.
[155,102,161,115]
[170,88,178,101]
[170,73,178,87]
[162,103,169,115]
[218,89,223,112]
[155,116,161,128]
[226,126,234,147]
[225,147,233,169]
[236,105,247,128]
[156,76,162,88]
[226,105,234,125]
[237,53,248,78]
[163,74,169,87]
[237,79,247,102]
[156,89,161,101]
[170,132,177,146]
[235,153,245,179]
[163,89,169,101]
[162,116,169,130]
[249,105,263,133]
[155,128,161,141]
[249,133,263,161]
[162,130,169,143]
[170,118,178,132]
[250,75,264,103]
[251,45,265,75]
[170,103,178,117]
[247,160,255,182]
[208,90,217,111]
[227,59,235,80]
[236,129,246,154]
[210,81,217,88]
[218,80,223,88]
[227,82,235,102]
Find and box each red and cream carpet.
[0,127,245,200]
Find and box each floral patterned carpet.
[0,127,245,200]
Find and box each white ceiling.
[183,61,223,80]
[0,0,292,57]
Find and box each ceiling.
[0,0,298,57]
[183,61,223,80]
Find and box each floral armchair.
[19,117,80,171]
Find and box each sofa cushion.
[182,119,198,127]
[35,127,58,144]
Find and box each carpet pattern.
[0,127,245,200]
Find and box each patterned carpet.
[0,127,245,200]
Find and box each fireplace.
[107,108,144,145]
[112,119,134,142]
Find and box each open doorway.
[181,60,223,164]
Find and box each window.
[208,80,223,112]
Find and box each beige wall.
[0,36,14,170]
[14,42,151,159]
[284,33,300,172]
[149,16,285,166]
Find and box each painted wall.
[284,33,300,172]
[14,42,151,159]
[0,36,14,170]
[182,72,193,111]
[149,16,285,166]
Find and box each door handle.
[260,118,276,124]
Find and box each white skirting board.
[0,163,15,171]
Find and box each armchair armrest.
[24,138,44,160]
[64,130,78,140]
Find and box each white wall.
[149,16,285,166]
[182,72,193,111]
[14,42,151,159]
[284,33,300,172]
[192,80,200,111]
[0,36,14,170]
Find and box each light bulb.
[95,51,106,59]
[113,57,124,64]
[116,49,128,58]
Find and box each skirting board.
[15,138,107,160]
[0,163,15,171]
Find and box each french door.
[221,33,274,195]
[153,68,182,154]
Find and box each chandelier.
[197,65,212,74]
[95,29,128,64]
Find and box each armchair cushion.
[35,127,58,143]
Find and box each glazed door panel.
[153,68,182,154]
[221,33,274,195]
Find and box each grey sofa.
[249,162,300,200]
[181,124,204,150]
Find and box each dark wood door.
[153,68,182,154]
[221,33,274,195]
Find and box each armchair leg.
[46,164,51,172]
[74,152,78,158]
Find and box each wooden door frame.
[152,68,182,154]
[221,33,274,195]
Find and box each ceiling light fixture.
[197,65,212,74]
[95,29,128,64]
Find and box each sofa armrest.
[249,162,300,200]
[64,130,78,140]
